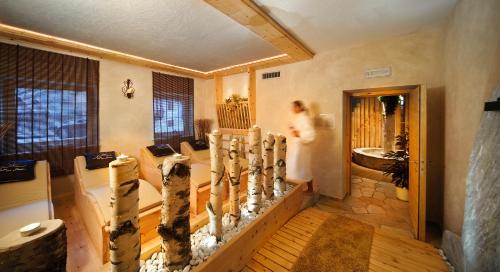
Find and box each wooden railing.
[216,102,252,130]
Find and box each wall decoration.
[121,79,135,99]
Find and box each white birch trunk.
[247,126,263,213]
[274,134,287,196]
[158,156,192,270]
[262,132,275,199]
[228,138,241,225]
[109,157,141,272]
[206,130,224,241]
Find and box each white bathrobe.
[287,111,315,182]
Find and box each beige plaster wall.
[255,25,446,199]
[441,0,500,234]
[223,73,249,99]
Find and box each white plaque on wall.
[365,67,392,78]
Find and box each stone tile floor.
[316,175,413,238]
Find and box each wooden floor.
[55,194,447,272]
[243,207,448,272]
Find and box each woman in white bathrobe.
[287,101,316,192]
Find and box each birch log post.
[109,157,141,272]
[206,130,224,241]
[158,156,192,270]
[248,126,263,213]
[274,134,287,196]
[228,138,242,225]
[0,219,67,272]
[262,132,275,199]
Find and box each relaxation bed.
[139,141,249,215]
[0,160,53,238]
[73,155,162,263]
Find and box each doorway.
[342,85,427,241]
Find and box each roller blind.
[152,72,194,151]
[0,42,99,176]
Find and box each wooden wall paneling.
[358,102,362,148]
[215,75,223,104]
[248,68,256,125]
[359,99,365,147]
[366,98,370,147]
[374,98,380,148]
[405,94,410,132]
[369,97,376,147]
[350,97,387,149]
[395,105,402,137]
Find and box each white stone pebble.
[140,185,293,272]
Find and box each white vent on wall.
[262,71,280,79]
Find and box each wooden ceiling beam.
[204,0,314,61]
[208,54,293,77]
[0,22,300,79]
[0,23,209,79]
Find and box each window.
[152,72,194,151]
[153,98,184,134]
[16,88,87,145]
[0,43,99,176]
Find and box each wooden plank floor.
[243,207,448,272]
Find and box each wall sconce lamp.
[122,79,135,99]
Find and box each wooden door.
[408,85,427,240]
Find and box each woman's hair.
[292,100,307,112]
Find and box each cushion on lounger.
[188,139,209,151]
[86,179,161,223]
[0,161,49,211]
[180,141,211,164]
[147,144,176,157]
[75,156,109,189]
[0,160,36,183]
[84,151,116,170]
[0,199,51,237]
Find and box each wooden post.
[248,68,256,125]
[206,130,224,241]
[247,125,263,213]
[262,132,275,199]
[274,134,287,196]
[109,157,141,272]
[228,138,242,225]
[239,135,246,159]
[158,156,192,270]
[0,219,67,272]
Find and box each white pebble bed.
[140,185,293,272]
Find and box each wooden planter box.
[193,183,304,272]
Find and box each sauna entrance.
[342,85,427,241]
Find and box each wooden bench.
[139,144,249,215]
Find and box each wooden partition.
[193,182,304,272]
[216,102,252,129]
[351,96,408,148]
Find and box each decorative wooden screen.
[351,96,408,148]
[216,102,252,129]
